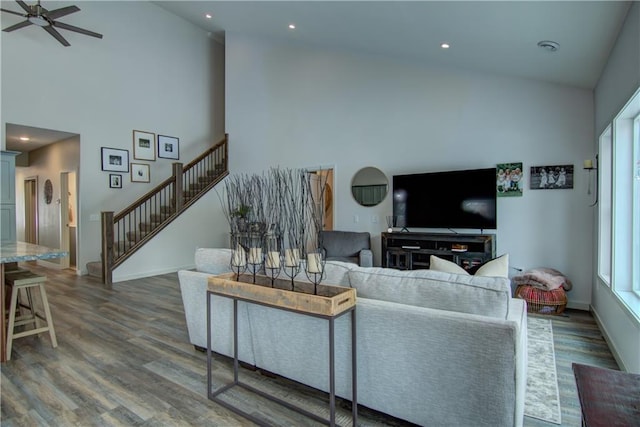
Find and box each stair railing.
[101,135,228,285]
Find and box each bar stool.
[5,270,57,360]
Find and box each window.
[602,87,640,318]
[598,126,612,286]
[633,114,640,296]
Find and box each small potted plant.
[231,204,251,232]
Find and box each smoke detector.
[537,40,560,52]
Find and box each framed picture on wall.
[101,147,129,172]
[133,130,156,161]
[530,164,574,189]
[109,174,122,188]
[158,135,179,160]
[131,163,150,183]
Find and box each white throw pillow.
[429,254,509,278]
[475,254,509,278]
[429,255,468,275]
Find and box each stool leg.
[6,284,20,361]
[37,284,57,348]
[23,287,37,326]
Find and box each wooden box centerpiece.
[208,273,356,317]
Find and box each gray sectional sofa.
[178,248,527,427]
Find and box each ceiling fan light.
[28,15,49,27]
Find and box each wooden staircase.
[88,135,229,285]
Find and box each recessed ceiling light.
[288,24,296,30]
[537,40,560,52]
[19,137,30,141]
[440,43,450,49]
[205,13,213,19]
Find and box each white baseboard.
[590,306,628,372]
[566,300,590,311]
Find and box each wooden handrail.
[101,135,228,285]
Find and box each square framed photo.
[158,135,179,160]
[101,147,129,172]
[131,163,150,183]
[109,174,122,189]
[133,130,156,161]
[530,164,574,190]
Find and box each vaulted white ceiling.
[155,0,632,89]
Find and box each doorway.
[59,171,77,269]
[307,167,334,231]
[24,177,38,244]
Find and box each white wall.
[225,34,595,309]
[593,3,640,374]
[1,1,225,278]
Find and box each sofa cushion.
[292,260,353,287]
[195,248,233,274]
[348,266,511,318]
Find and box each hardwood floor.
[1,264,618,426]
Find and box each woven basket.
[515,285,567,315]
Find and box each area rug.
[525,316,562,425]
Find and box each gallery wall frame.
[530,164,574,189]
[158,135,179,160]
[496,162,524,197]
[109,174,122,189]
[131,163,150,183]
[133,130,156,161]
[101,147,129,172]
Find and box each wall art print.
[530,164,574,190]
[496,162,524,197]
[133,130,156,161]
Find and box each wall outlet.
[353,215,359,223]
[89,214,100,221]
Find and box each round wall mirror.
[351,167,388,207]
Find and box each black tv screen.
[393,168,497,230]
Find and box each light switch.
[353,215,359,223]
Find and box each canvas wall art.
[496,162,523,197]
[530,165,574,189]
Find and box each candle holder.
[282,248,301,290]
[246,232,264,284]
[264,251,282,287]
[229,233,249,278]
[304,251,325,295]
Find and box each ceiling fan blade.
[53,21,102,39]
[0,7,27,17]
[46,5,79,20]
[3,20,32,32]
[44,25,70,46]
[15,1,31,14]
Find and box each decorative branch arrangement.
[220,167,328,293]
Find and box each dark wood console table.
[382,232,495,271]
[572,362,640,426]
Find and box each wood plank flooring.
[1,264,619,426]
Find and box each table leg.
[352,308,357,426]
[1,263,6,362]
[207,291,212,398]
[329,317,335,427]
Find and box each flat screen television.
[392,168,497,230]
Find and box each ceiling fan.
[0,0,102,47]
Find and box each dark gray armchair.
[319,230,373,267]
